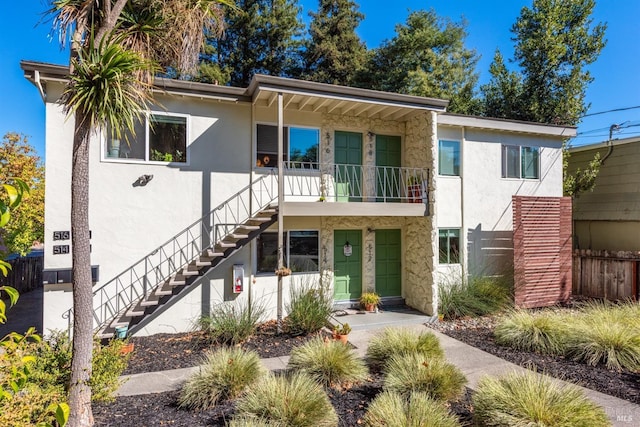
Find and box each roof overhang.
[247,74,449,121]
[568,136,640,153]
[439,113,576,138]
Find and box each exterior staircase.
[63,173,279,340]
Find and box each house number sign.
[53,245,70,255]
[53,230,70,241]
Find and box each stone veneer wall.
[316,111,437,315]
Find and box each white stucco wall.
[435,124,563,279]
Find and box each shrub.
[494,310,567,355]
[228,416,284,427]
[473,371,609,427]
[438,275,511,320]
[287,336,368,388]
[0,383,64,427]
[198,298,265,345]
[384,353,467,401]
[179,347,264,410]
[568,319,640,372]
[363,391,461,427]
[285,277,333,335]
[30,331,129,403]
[235,372,338,427]
[366,328,444,370]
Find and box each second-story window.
[438,140,460,176]
[502,145,539,179]
[256,124,319,169]
[105,113,188,163]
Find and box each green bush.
[494,310,567,355]
[228,416,284,427]
[30,331,129,403]
[438,275,512,320]
[179,347,264,410]
[235,372,338,427]
[0,383,64,427]
[384,353,467,401]
[366,328,444,371]
[363,391,461,427]
[199,299,266,345]
[285,277,333,335]
[568,319,640,372]
[287,336,368,388]
[473,371,609,427]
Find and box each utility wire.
[581,105,640,118]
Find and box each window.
[439,229,460,264]
[106,113,188,163]
[502,145,539,179]
[257,231,319,273]
[256,124,319,168]
[438,140,460,176]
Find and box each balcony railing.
[282,161,429,204]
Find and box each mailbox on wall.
[233,264,244,294]
[42,266,100,285]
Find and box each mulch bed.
[95,311,640,426]
[124,321,326,375]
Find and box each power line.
[581,105,640,118]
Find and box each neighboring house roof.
[568,136,640,153]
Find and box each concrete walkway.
[118,311,640,427]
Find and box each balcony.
[267,162,430,217]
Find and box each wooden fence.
[0,256,43,294]
[573,250,639,300]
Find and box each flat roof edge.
[439,113,577,137]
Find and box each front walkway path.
[117,312,640,427]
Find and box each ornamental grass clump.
[287,336,368,389]
[178,347,264,410]
[235,372,338,427]
[285,277,333,335]
[228,417,284,427]
[363,391,461,427]
[366,327,444,371]
[494,309,567,356]
[198,299,266,345]
[438,275,512,320]
[568,318,640,372]
[383,353,467,401]
[473,371,609,427]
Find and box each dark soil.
[427,315,640,405]
[95,312,639,426]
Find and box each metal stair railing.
[63,171,278,334]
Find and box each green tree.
[361,10,480,114]
[301,0,367,86]
[201,0,303,87]
[0,133,45,256]
[481,0,606,125]
[46,1,232,425]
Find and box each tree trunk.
[67,111,94,427]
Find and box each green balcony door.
[375,135,402,201]
[334,230,362,300]
[375,229,402,297]
[334,131,362,201]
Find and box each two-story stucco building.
[21,61,575,337]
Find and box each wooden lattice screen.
[513,196,572,308]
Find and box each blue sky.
[2,1,639,159]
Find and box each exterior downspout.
[277,92,284,333]
[460,127,466,280]
[34,70,46,102]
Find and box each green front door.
[334,131,362,201]
[334,230,362,300]
[376,135,402,201]
[375,229,402,297]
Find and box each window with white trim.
[105,113,188,163]
[256,231,319,273]
[256,124,319,168]
[439,228,460,264]
[501,145,539,179]
[438,140,460,176]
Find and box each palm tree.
[46,1,233,425]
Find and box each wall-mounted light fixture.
[343,241,353,257]
[367,131,375,141]
[134,174,154,187]
[367,227,376,234]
